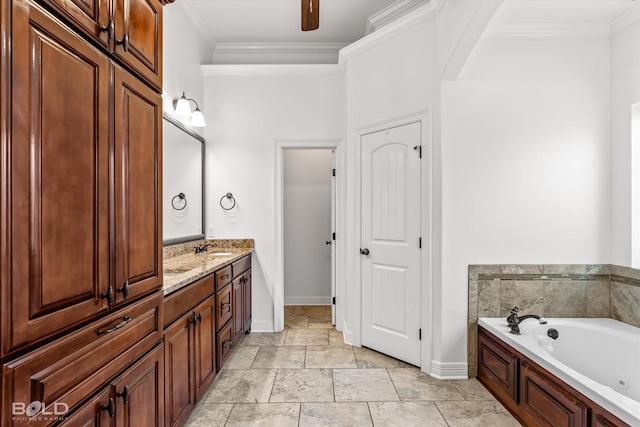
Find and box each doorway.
[283,149,334,312]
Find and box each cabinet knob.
[99,20,114,39]
[118,280,129,299]
[116,33,130,52]
[118,385,130,404]
[196,313,202,323]
[101,285,114,306]
[101,398,115,417]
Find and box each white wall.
[163,3,212,133]
[441,36,611,364]
[283,149,333,305]
[203,71,345,331]
[611,21,640,266]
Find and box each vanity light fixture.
[173,92,207,127]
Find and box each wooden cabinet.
[113,65,162,307]
[37,0,162,89]
[216,320,234,370]
[60,344,164,427]
[243,270,252,334]
[2,0,112,359]
[215,284,232,331]
[232,277,244,345]
[0,1,162,360]
[163,290,215,427]
[477,326,630,427]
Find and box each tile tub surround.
[162,239,254,295]
[467,264,640,377]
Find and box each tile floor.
[185,306,521,426]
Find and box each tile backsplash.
[468,264,640,377]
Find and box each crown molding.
[483,22,611,39]
[212,42,348,65]
[339,0,444,66]
[179,1,215,47]
[201,64,344,76]
[364,0,429,35]
[611,3,640,36]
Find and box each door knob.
[360,248,369,256]
[325,241,331,245]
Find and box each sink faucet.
[194,243,212,254]
[506,307,547,335]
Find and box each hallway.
[185,306,520,426]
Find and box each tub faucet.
[506,307,547,335]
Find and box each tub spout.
[506,307,547,335]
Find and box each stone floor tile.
[222,345,260,370]
[368,401,448,427]
[305,346,357,369]
[452,378,496,401]
[293,306,329,316]
[239,331,287,347]
[285,314,309,329]
[225,403,300,427]
[284,306,295,315]
[353,347,412,368]
[329,329,349,347]
[299,402,373,427]
[333,368,399,402]
[435,401,521,427]
[387,368,465,401]
[184,404,233,427]
[270,369,334,402]
[251,346,306,369]
[285,328,329,346]
[308,318,334,329]
[204,369,276,403]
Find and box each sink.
[209,252,233,256]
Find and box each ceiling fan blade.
[301,0,319,31]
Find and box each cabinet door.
[215,284,232,331]
[2,1,111,358]
[113,344,164,427]
[216,320,234,371]
[232,277,244,345]
[58,388,114,427]
[113,0,162,90]
[194,297,216,402]
[113,65,162,307]
[163,313,194,427]
[38,0,111,49]
[243,270,252,333]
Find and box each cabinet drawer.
[477,328,518,403]
[232,255,251,278]
[215,285,233,331]
[520,362,588,427]
[216,321,234,371]
[215,266,232,291]
[164,274,214,328]
[2,292,163,426]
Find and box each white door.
[331,150,336,325]
[361,122,422,366]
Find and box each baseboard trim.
[250,321,275,333]
[430,361,468,380]
[284,296,331,305]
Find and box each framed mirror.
[163,112,205,245]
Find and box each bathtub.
[478,317,640,426]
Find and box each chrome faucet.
[506,306,547,335]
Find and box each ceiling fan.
[301,0,320,31]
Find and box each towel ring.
[171,193,187,211]
[220,193,236,210]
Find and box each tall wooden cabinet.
[0,0,166,423]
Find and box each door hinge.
[419,328,422,340]
[332,297,336,305]
[413,145,422,159]
[332,232,336,241]
[332,168,336,177]
[419,237,422,249]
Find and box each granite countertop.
[162,239,254,295]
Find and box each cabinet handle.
[118,280,129,299]
[101,285,114,306]
[116,33,129,52]
[99,20,114,39]
[223,339,232,349]
[222,302,231,310]
[118,385,130,404]
[220,274,230,280]
[196,313,202,323]
[101,398,115,417]
[189,314,197,325]
[97,316,131,335]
